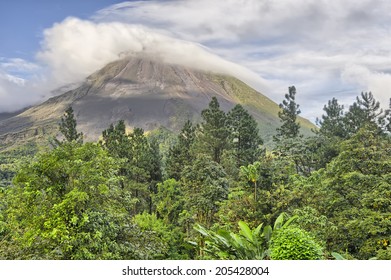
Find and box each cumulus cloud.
[2,0,391,120]
[94,0,391,120]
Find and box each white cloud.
[1,15,270,113]
[0,58,40,72]
[2,0,391,120]
[91,0,391,120]
[341,64,391,108]
[36,17,269,91]
[0,72,29,112]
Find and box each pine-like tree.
[196,97,230,163]
[344,92,384,135]
[55,106,83,145]
[385,98,391,133]
[227,104,263,167]
[316,98,346,138]
[165,120,195,180]
[101,120,129,158]
[146,137,163,214]
[274,86,301,142]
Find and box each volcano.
[0,55,315,149]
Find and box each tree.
[344,92,390,136]
[240,161,261,201]
[378,98,391,133]
[147,137,163,213]
[0,142,156,259]
[196,97,230,163]
[100,120,129,158]
[181,155,229,227]
[153,179,183,226]
[290,127,391,259]
[165,120,196,180]
[101,123,162,215]
[274,86,302,142]
[128,128,151,183]
[124,128,162,214]
[56,107,83,145]
[316,98,346,138]
[227,104,263,168]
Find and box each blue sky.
[0,1,124,60]
[1,0,391,121]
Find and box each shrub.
[270,227,323,260]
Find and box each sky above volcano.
[1,0,391,122]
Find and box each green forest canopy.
[1,90,391,260]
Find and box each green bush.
[270,227,323,260]
[376,247,391,260]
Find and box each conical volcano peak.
[86,53,225,89]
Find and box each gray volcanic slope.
[0,55,315,147]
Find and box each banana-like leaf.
[331,252,346,260]
[282,215,298,228]
[194,223,209,236]
[263,225,273,242]
[273,213,286,230]
[253,223,264,237]
[238,221,253,242]
[214,231,231,248]
[230,232,245,248]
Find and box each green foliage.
[274,86,302,142]
[193,221,269,260]
[193,213,301,260]
[165,120,195,180]
[227,104,263,168]
[2,91,391,260]
[289,127,391,259]
[132,212,170,259]
[101,120,128,158]
[196,97,230,163]
[154,179,183,225]
[132,212,191,259]
[100,122,162,215]
[181,155,229,227]
[0,142,38,187]
[240,161,261,200]
[316,97,346,138]
[55,106,83,145]
[344,92,391,136]
[0,142,154,259]
[270,227,323,260]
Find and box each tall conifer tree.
[227,104,263,167]
[316,98,346,138]
[197,97,229,163]
[55,106,83,145]
[165,120,195,180]
[274,86,301,142]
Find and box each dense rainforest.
[1,88,391,260]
